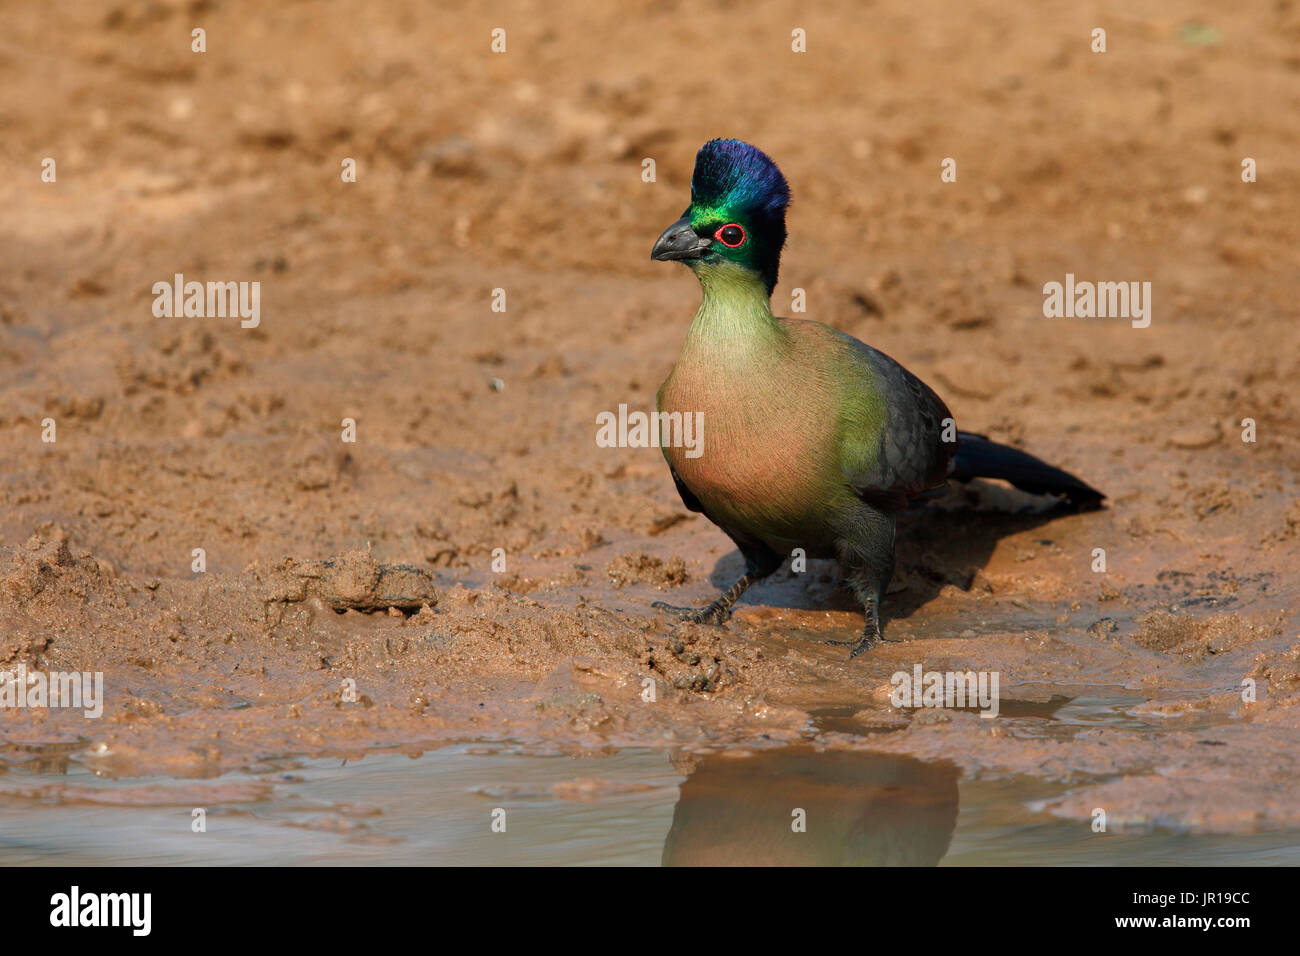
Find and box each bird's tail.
[951,431,1104,507]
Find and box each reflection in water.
[662,749,959,866]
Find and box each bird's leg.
[653,571,757,626]
[826,508,896,658]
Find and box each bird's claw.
[825,628,883,658]
[651,600,732,626]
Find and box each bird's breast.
[658,361,839,541]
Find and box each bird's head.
[651,139,790,297]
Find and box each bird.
[650,138,1104,658]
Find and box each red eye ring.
[714,223,746,247]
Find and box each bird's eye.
[715,223,746,248]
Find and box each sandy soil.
[2,0,1299,834]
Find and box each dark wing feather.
[841,339,956,512]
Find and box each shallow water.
[3,690,1297,866]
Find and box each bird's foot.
[651,600,732,626]
[826,602,884,659]
[651,573,755,626]
[824,627,883,658]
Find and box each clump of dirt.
[1131,609,1281,658]
[1250,642,1300,699]
[1,525,130,663]
[117,328,247,396]
[606,552,689,589]
[260,549,438,613]
[642,623,744,694]
[2,526,79,605]
[1280,500,1300,538]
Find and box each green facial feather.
[685,140,791,295]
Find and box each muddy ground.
[2,0,1299,837]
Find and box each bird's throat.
[684,263,785,356]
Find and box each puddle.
[0,746,681,866]
[810,695,1076,733]
[0,681,1280,866]
[3,734,1298,865]
[944,776,1300,866]
[996,685,1244,739]
[810,684,1234,738]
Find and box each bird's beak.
[651,217,711,262]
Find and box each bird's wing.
[837,336,956,511]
